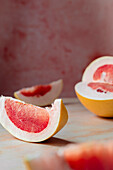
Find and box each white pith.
[75,56,113,100]
[0,96,62,142]
[75,82,113,100]
[15,79,63,106]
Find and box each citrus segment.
[25,141,113,170]
[63,142,113,170]
[0,96,68,142]
[14,79,63,106]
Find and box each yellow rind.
[14,92,20,100]
[24,158,31,170]
[76,91,113,117]
[32,99,68,142]
[44,99,68,141]
[53,99,68,135]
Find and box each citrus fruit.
[63,141,113,170]
[0,96,68,142]
[24,141,113,170]
[14,79,63,106]
[75,56,113,117]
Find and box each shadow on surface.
[97,116,113,121]
[41,137,76,147]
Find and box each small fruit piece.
[75,56,113,117]
[0,96,68,142]
[14,79,63,106]
[24,141,113,170]
[63,141,113,170]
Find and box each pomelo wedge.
[14,79,63,106]
[24,141,113,170]
[62,141,113,170]
[75,56,113,117]
[0,96,68,142]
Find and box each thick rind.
[75,84,113,117]
[0,96,68,142]
[76,92,113,117]
[82,56,113,82]
[14,79,63,106]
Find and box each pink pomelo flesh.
[88,82,113,93]
[25,141,113,170]
[87,64,113,93]
[93,64,113,83]
[5,99,49,133]
[20,85,52,97]
[63,142,113,170]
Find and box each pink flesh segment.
[93,64,113,83]
[5,99,49,133]
[88,64,113,93]
[20,85,52,97]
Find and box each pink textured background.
[0,0,113,97]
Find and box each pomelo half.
[0,96,68,142]
[24,141,113,170]
[14,79,63,106]
[75,56,113,117]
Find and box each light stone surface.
[0,98,113,169]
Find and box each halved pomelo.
[75,56,113,117]
[0,96,68,142]
[14,79,63,106]
[24,141,113,170]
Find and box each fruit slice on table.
[62,141,113,170]
[75,56,113,117]
[14,79,63,106]
[0,96,68,142]
[24,141,113,170]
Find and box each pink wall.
[0,0,113,97]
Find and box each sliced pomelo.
[0,96,68,142]
[62,141,113,170]
[14,79,63,106]
[75,56,113,117]
[24,141,113,170]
